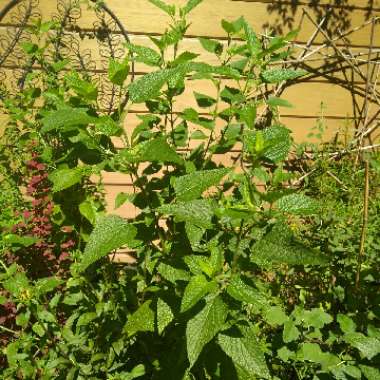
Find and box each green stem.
[0,325,18,335]
[231,220,244,273]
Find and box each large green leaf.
[261,68,307,83]
[108,57,130,85]
[128,69,172,103]
[79,200,97,225]
[3,234,39,248]
[194,91,217,108]
[128,64,187,103]
[186,295,227,368]
[181,275,217,312]
[360,365,380,380]
[226,275,269,309]
[185,223,204,250]
[198,38,223,56]
[122,137,183,164]
[35,277,62,296]
[251,223,328,266]
[275,193,319,215]
[221,17,244,35]
[181,108,215,130]
[124,301,155,337]
[337,314,357,334]
[122,364,146,380]
[263,306,288,326]
[157,199,214,229]
[127,43,162,67]
[262,125,291,162]
[80,215,137,271]
[267,96,293,108]
[298,343,326,363]
[66,72,98,100]
[301,308,333,329]
[95,116,122,136]
[344,332,380,360]
[244,125,291,163]
[218,326,270,379]
[283,319,300,343]
[41,108,96,133]
[49,167,88,193]
[139,137,183,164]
[3,272,29,298]
[157,263,190,283]
[173,168,230,201]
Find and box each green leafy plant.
[0,0,379,379]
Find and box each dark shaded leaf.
[251,223,328,266]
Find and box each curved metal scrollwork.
[0,0,133,112]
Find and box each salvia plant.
[0,0,379,379]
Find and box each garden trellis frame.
[0,0,135,112]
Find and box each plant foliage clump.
[0,1,379,379]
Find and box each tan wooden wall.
[1,0,379,220]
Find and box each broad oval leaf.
[173,168,230,201]
[283,319,300,343]
[186,295,227,368]
[49,167,86,193]
[275,193,319,215]
[128,69,172,103]
[41,108,96,133]
[226,275,269,309]
[360,365,380,380]
[35,277,62,296]
[157,199,215,229]
[157,263,190,283]
[79,200,97,225]
[343,332,380,360]
[218,326,270,379]
[80,215,137,271]
[128,65,187,103]
[127,43,162,67]
[121,136,183,165]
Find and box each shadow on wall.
[262,0,377,38]
[256,0,380,139]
